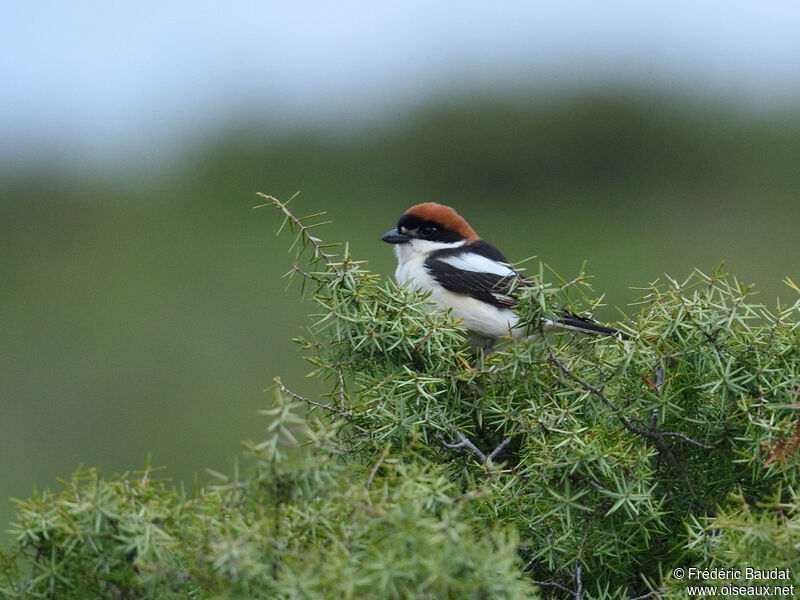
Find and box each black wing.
[425,241,522,308]
[426,241,620,336]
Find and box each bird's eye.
[421,225,437,236]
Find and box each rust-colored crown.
[404,203,479,241]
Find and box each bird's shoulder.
[436,239,509,262]
[424,240,520,307]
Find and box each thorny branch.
[274,378,367,434]
[675,277,748,359]
[274,377,309,403]
[256,193,342,276]
[290,264,327,284]
[446,429,513,467]
[541,332,713,483]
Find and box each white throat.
[393,239,465,286]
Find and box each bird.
[380,202,619,347]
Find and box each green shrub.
[3,195,798,599]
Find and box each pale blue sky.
[3,1,800,169]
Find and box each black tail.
[554,310,621,337]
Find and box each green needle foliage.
[3,194,800,599]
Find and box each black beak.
[381,228,411,244]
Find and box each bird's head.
[381,203,479,249]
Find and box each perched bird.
[381,202,618,345]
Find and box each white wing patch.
[439,253,515,277]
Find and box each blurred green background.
[4,3,800,538]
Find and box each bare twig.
[487,437,513,463]
[573,560,584,600]
[530,579,573,596]
[649,408,659,431]
[660,431,714,450]
[645,366,665,392]
[276,378,344,415]
[414,330,433,353]
[366,446,389,490]
[274,378,367,433]
[521,558,536,573]
[289,264,327,284]
[531,560,586,600]
[305,397,347,416]
[445,430,487,464]
[274,378,308,403]
[653,366,664,392]
[559,276,585,291]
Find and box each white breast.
[393,240,521,340]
